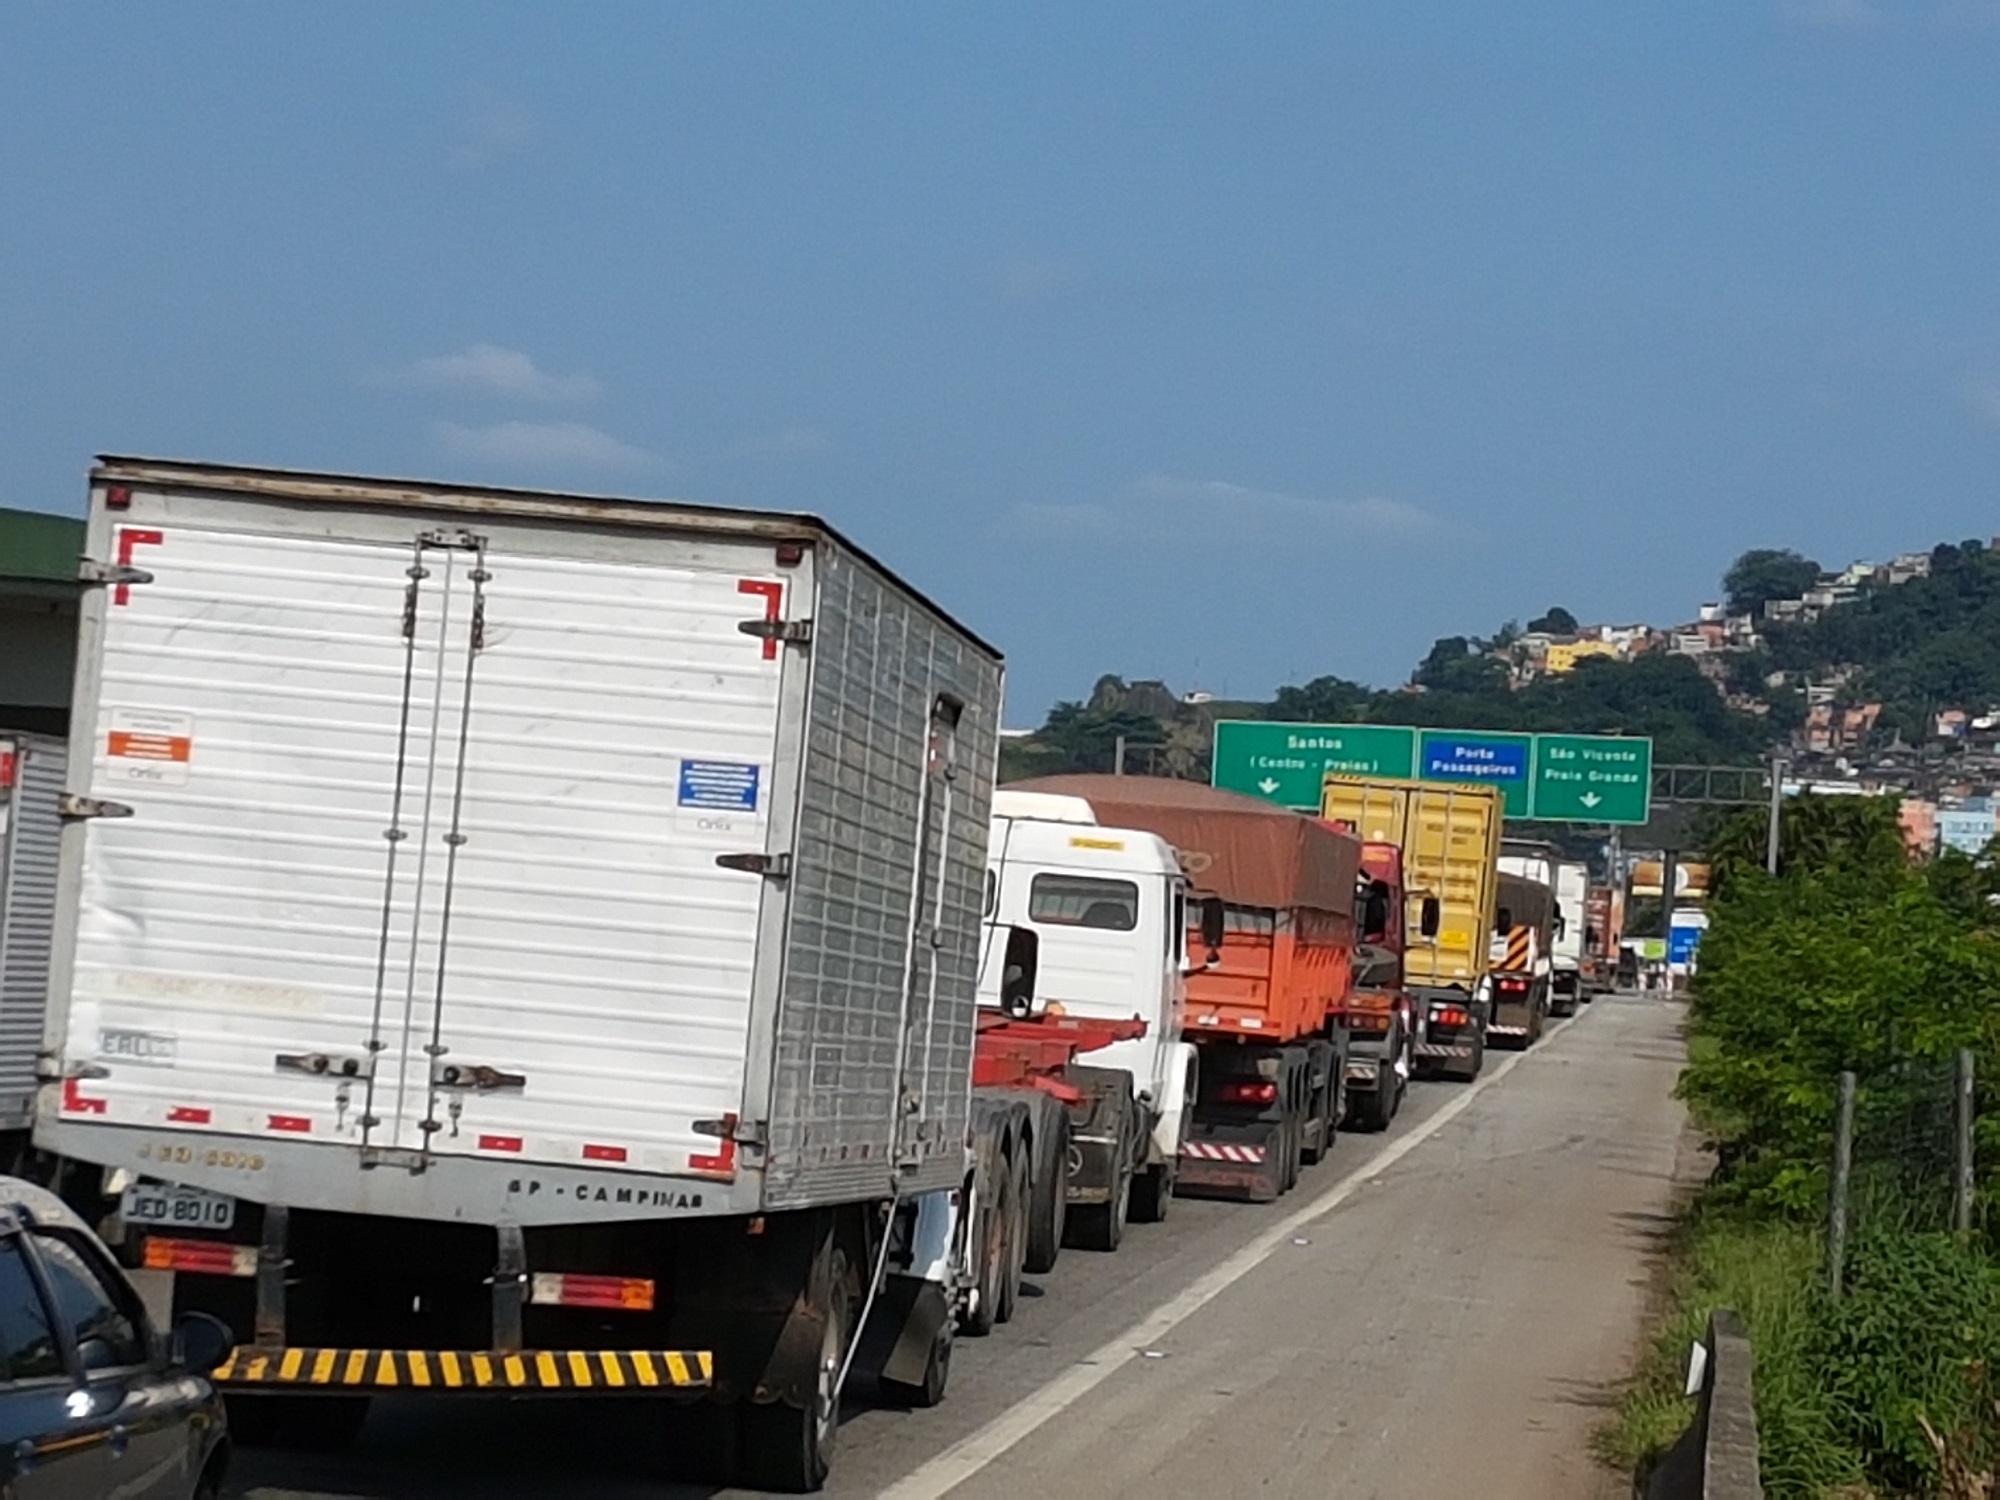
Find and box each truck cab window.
[0,1239,61,1382]
[1029,875,1139,932]
[33,1232,145,1371]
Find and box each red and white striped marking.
[1180,1141,1266,1164]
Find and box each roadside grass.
[1598,1205,1866,1499]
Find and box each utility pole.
[1113,735,1127,776]
[1829,1070,1856,1299]
[1765,755,1788,876]
[1657,847,1678,994]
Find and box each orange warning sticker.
[105,708,193,787]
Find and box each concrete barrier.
[1638,1308,1762,1500]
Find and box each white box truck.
[1547,859,1589,1017]
[38,457,1005,1490]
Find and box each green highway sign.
[1419,729,1535,818]
[1531,733,1653,824]
[1211,722,1416,807]
[1212,720,1653,824]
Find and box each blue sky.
[3,3,1997,719]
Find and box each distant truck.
[1547,860,1590,1017]
[1493,841,1561,1046]
[0,731,65,1163]
[973,790,1197,1274]
[39,457,1009,1491]
[1581,884,1622,998]
[1338,840,1423,1132]
[1321,776,1500,1084]
[1010,777,1361,1202]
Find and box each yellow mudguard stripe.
[471,1353,495,1388]
[598,1351,625,1388]
[504,1353,528,1388]
[566,1351,592,1388]
[278,1348,305,1382]
[408,1350,431,1387]
[630,1351,659,1387]
[439,1351,463,1388]
[342,1350,368,1385]
[311,1349,337,1385]
[534,1351,559,1388]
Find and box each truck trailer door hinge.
[716,852,791,879]
[694,1115,767,1147]
[58,795,133,821]
[77,559,154,590]
[737,617,813,646]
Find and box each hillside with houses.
[1006,537,2000,853]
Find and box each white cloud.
[451,102,535,170]
[384,344,602,404]
[1778,0,1893,27]
[1007,474,1439,544]
[432,420,659,472]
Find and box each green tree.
[1724,548,1822,616]
[1270,674,1372,723]
[1527,606,1578,635]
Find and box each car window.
[1029,874,1139,932]
[32,1232,145,1371]
[0,1238,63,1381]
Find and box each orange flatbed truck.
[1008,777,1361,1203]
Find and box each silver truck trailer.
[1,731,65,1148]
[37,457,1004,1490]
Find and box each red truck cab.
[1337,840,1416,1131]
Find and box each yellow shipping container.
[1320,774,1503,994]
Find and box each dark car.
[0,1177,231,1498]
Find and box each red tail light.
[143,1238,257,1277]
[528,1273,656,1312]
[1343,1012,1391,1034]
[1432,1006,1470,1029]
[1496,977,1530,993]
[1218,1079,1279,1106]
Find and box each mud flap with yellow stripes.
[215,1346,713,1393]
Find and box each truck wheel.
[735,1244,851,1493]
[1065,1088,1132,1252]
[962,1129,1006,1336]
[995,1143,1028,1324]
[1022,1098,1068,1274]
[1353,1063,1395,1132]
[1129,1102,1183,1224]
[878,1324,951,1409]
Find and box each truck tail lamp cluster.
[528,1273,656,1313]
[1495,976,1531,995]
[1342,1011,1391,1034]
[142,1238,258,1278]
[1431,1005,1471,1029]
[1216,1079,1279,1106]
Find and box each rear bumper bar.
[1178,1123,1280,1200]
[215,1345,713,1393]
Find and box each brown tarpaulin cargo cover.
[1005,775,1360,917]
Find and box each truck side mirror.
[1000,925,1039,1018]
[1198,896,1226,960]
[1420,895,1441,939]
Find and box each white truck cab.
[977,791,1197,1216]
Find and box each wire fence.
[1828,1049,1982,1296]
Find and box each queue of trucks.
[0,458,1628,1490]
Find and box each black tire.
[995,1142,1028,1324]
[961,1129,1006,1336]
[1352,1062,1396,1131]
[1065,1086,1132,1252]
[1022,1098,1068,1274]
[1129,1100,1183,1224]
[735,1245,852,1493]
[225,1393,370,1452]
[878,1326,951,1409]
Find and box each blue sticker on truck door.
[678,760,761,812]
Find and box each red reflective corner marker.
[582,1143,627,1163]
[478,1134,523,1154]
[267,1114,311,1134]
[0,748,14,791]
[166,1106,212,1125]
[114,528,164,606]
[737,579,784,660]
[61,1078,106,1116]
[689,1135,737,1180]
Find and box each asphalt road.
[229,993,1689,1500]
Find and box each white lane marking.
[879,1015,1580,1500]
